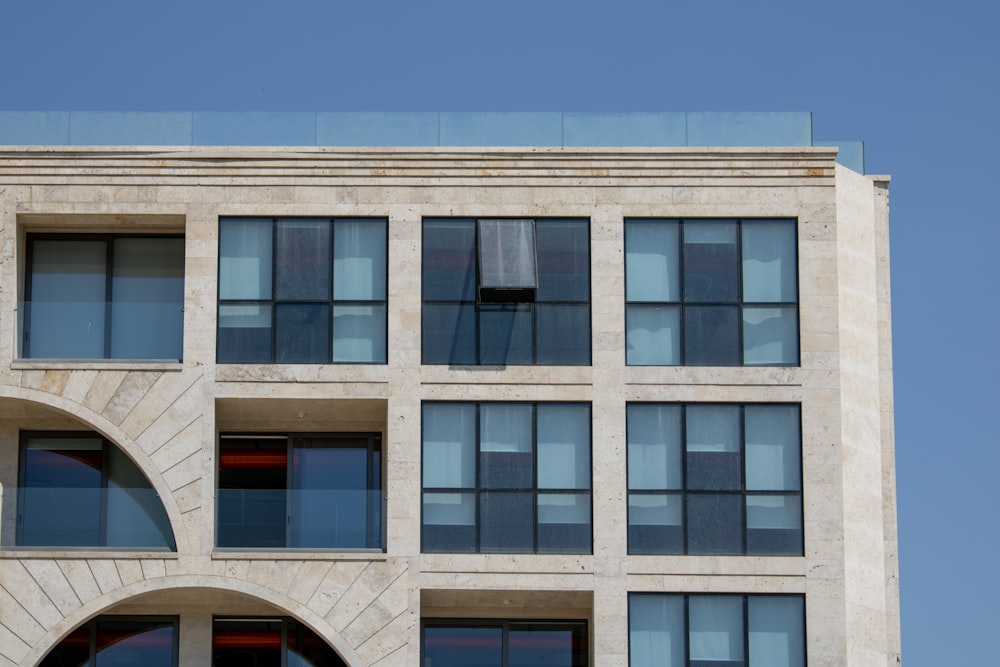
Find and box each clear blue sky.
[2,1,996,663]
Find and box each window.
[422,402,592,553]
[217,433,382,549]
[625,218,798,366]
[218,217,387,363]
[422,218,590,365]
[22,235,184,360]
[629,594,805,667]
[213,617,347,667]
[17,433,176,549]
[627,404,802,556]
[423,620,588,667]
[40,616,178,667]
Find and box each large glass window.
[627,404,802,556]
[218,217,387,363]
[213,617,347,667]
[629,594,805,667]
[422,218,590,365]
[423,620,588,667]
[23,235,184,360]
[40,616,177,667]
[625,219,798,366]
[422,402,592,554]
[217,433,382,550]
[17,433,176,549]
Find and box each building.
[0,111,899,666]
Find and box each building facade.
[0,112,899,666]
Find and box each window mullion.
[104,238,114,358]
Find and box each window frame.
[422,618,589,667]
[212,616,348,667]
[421,401,593,554]
[421,217,592,366]
[216,431,384,551]
[626,403,803,556]
[624,218,800,367]
[16,430,177,550]
[22,233,185,361]
[216,216,389,364]
[628,593,807,667]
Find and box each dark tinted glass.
[480,492,534,552]
[684,305,739,365]
[275,304,330,363]
[687,494,743,555]
[95,619,175,667]
[20,442,102,546]
[423,219,476,301]
[423,627,503,667]
[683,221,738,302]
[535,304,590,364]
[217,438,287,548]
[536,219,590,301]
[422,304,476,364]
[40,627,89,667]
[509,624,588,667]
[479,304,533,364]
[218,304,272,363]
[275,219,330,300]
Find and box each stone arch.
[0,389,187,554]
[21,575,367,667]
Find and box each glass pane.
[537,404,590,489]
[535,303,590,365]
[748,596,805,667]
[213,619,282,667]
[219,218,272,299]
[217,437,287,548]
[627,404,682,490]
[683,221,738,302]
[536,219,590,301]
[684,305,740,366]
[291,440,373,548]
[422,303,476,365]
[480,404,533,489]
[745,405,801,491]
[96,619,175,667]
[626,220,679,302]
[479,304,533,365]
[626,305,681,365]
[27,239,106,358]
[333,218,387,300]
[106,445,175,549]
[742,220,797,303]
[480,491,533,552]
[629,595,685,667]
[111,237,184,360]
[687,494,743,555]
[40,627,89,667]
[275,218,330,300]
[628,494,683,555]
[686,405,742,491]
[422,403,477,488]
[288,619,348,667]
[689,596,744,664]
[218,304,273,363]
[423,218,476,301]
[20,437,103,546]
[275,303,329,363]
[423,626,502,667]
[509,624,587,667]
[332,305,386,363]
[422,492,476,553]
[743,306,798,365]
[746,495,802,556]
[478,218,537,289]
[537,493,591,553]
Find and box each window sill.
[212,550,388,561]
[0,548,178,559]
[12,359,184,371]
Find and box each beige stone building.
[0,112,898,666]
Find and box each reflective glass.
[422,303,476,364]
[626,305,681,365]
[333,219,386,300]
[748,596,805,667]
[478,219,537,290]
[423,219,476,301]
[743,306,798,365]
[479,303,533,365]
[535,303,590,364]
[537,493,591,553]
[291,441,370,548]
[684,305,740,366]
[745,405,800,491]
[537,404,590,489]
[95,619,175,667]
[422,404,476,488]
[111,237,184,360]
[422,492,476,552]
[480,404,533,489]
[480,491,533,552]
[742,220,797,303]
[746,496,802,555]
[629,595,685,667]
[218,304,272,363]
[275,303,329,363]
[217,438,287,548]
[626,220,679,302]
[627,404,682,490]
[687,494,743,555]
[628,494,683,554]
[683,221,738,302]
[689,596,745,665]
[105,446,175,548]
[536,219,590,301]
[332,305,386,362]
[423,627,502,667]
[20,438,103,546]
[275,219,330,300]
[219,218,272,300]
[686,405,742,491]
[509,625,586,667]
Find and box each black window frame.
[628,593,807,667]
[421,401,593,554]
[22,232,185,361]
[216,216,389,364]
[421,217,592,366]
[40,615,179,667]
[626,403,803,556]
[216,431,384,551]
[624,218,800,367]
[422,618,589,667]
